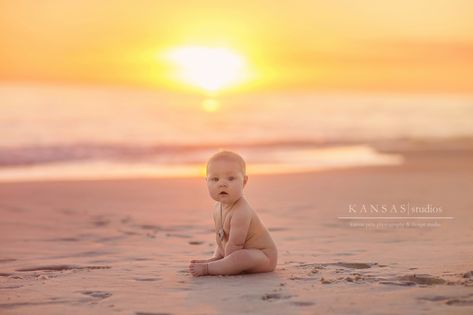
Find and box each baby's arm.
[190,245,223,263]
[212,245,224,260]
[224,209,251,256]
[190,206,225,264]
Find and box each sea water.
[1,83,472,181]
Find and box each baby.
[189,150,278,276]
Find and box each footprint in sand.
[134,277,161,282]
[16,265,111,272]
[289,276,318,281]
[0,301,66,309]
[59,208,78,215]
[139,224,162,231]
[345,276,355,282]
[0,285,23,289]
[379,280,416,286]
[291,301,315,306]
[91,217,110,227]
[121,216,132,224]
[166,233,191,239]
[446,299,473,306]
[135,312,172,315]
[398,274,446,285]
[296,262,376,270]
[419,293,473,306]
[378,274,447,286]
[188,241,204,245]
[81,290,112,299]
[48,237,80,242]
[332,262,375,269]
[320,277,334,284]
[261,293,293,301]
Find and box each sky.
[0,0,472,94]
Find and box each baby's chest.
[215,215,233,244]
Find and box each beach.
[2,1,473,313]
[1,143,472,315]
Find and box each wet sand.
[1,146,472,314]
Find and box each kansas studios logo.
[338,203,452,229]
[347,203,443,216]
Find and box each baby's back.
[243,208,277,251]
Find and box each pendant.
[218,228,224,241]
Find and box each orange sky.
[0,0,472,93]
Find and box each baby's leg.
[190,249,269,276]
[209,249,270,275]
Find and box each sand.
[1,145,473,314]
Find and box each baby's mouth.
[219,191,228,196]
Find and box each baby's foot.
[189,262,208,277]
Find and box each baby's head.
[205,150,248,204]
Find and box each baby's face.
[206,159,247,204]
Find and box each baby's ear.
[243,175,248,187]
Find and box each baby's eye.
[211,177,219,182]
[228,177,235,181]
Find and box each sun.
[162,46,248,93]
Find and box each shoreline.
[1,137,472,184]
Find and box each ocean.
[1,83,472,181]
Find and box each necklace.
[218,200,238,242]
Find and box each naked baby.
[189,151,278,276]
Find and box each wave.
[0,140,344,167]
